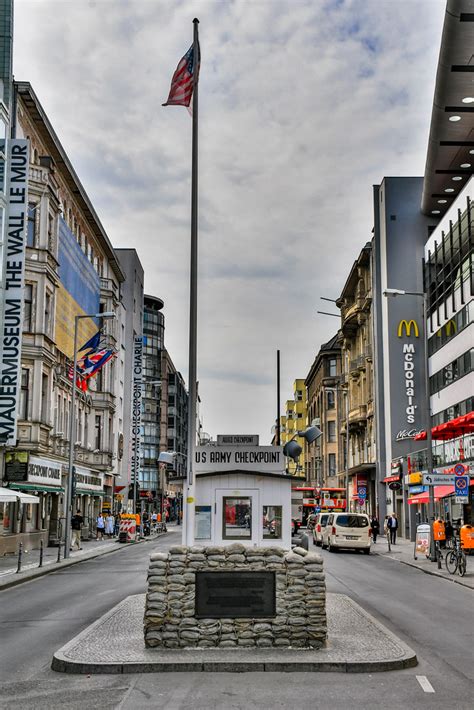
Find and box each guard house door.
[215,488,259,546]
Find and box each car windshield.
[335,515,368,528]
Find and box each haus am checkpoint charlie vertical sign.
[0,139,29,446]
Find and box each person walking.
[96,513,105,540]
[151,510,158,531]
[387,512,398,544]
[105,513,114,539]
[370,515,380,543]
[71,509,83,551]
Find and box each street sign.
[358,486,367,499]
[389,481,402,490]
[422,473,455,485]
[454,475,469,500]
[454,463,466,476]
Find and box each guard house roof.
[15,81,126,284]
[421,1,474,217]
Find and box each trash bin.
[460,524,474,552]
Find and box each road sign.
[454,463,466,476]
[454,475,469,500]
[358,486,367,499]
[422,473,455,485]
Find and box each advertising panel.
[55,216,100,358]
[130,336,143,486]
[0,139,29,446]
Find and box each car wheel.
[363,548,370,555]
[328,544,336,553]
[316,540,322,547]
[312,536,317,546]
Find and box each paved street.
[0,529,472,709]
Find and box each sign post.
[454,475,469,505]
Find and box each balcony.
[91,390,116,412]
[100,278,120,300]
[348,405,367,427]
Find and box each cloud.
[13,0,446,440]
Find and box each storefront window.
[223,497,251,539]
[263,506,282,539]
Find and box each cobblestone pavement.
[52,592,416,672]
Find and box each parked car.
[312,513,330,546]
[321,513,371,553]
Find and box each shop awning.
[408,485,454,505]
[0,486,40,504]
[75,489,105,496]
[413,410,474,441]
[7,482,63,494]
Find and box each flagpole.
[183,17,199,547]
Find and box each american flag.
[162,44,200,108]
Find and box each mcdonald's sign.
[397,319,419,338]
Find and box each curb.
[373,550,474,590]
[0,533,168,592]
[51,593,417,675]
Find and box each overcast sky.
[13,0,446,442]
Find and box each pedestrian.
[105,513,114,539]
[114,513,121,537]
[96,513,105,540]
[370,515,380,543]
[151,510,158,531]
[71,509,83,551]
[445,517,453,544]
[387,512,398,544]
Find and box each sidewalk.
[372,535,474,589]
[0,531,166,591]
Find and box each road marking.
[416,675,435,693]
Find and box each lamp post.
[63,311,115,559]
[383,288,435,562]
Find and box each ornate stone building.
[336,242,376,514]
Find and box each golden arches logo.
[397,319,419,338]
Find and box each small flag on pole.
[78,330,102,353]
[162,44,200,108]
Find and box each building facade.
[0,83,125,553]
[336,243,376,515]
[279,379,307,479]
[304,334,342,490]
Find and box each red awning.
[413,410,474,441]
[408,485,455,505]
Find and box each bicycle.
[445,536,467,577]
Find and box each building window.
[328,358,337,377]
[94,415,102,450]
[263,506,282,539]
[44,291,52,337]
[327,420,336,443]
[19,369,29,420]
[328,453,336,476]
[223,497,251,540]
[27,203,36,247]
[23,284,33,332]
[430,348,474,395]
[41,373,48,423]
[327,390,335,409]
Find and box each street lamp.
[383,288,436,561]
[283,426,322,463]
[63,311,115,559]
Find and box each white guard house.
[193,440,292,549]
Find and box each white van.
[321,513,371,553]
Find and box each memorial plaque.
[195,571,276,618]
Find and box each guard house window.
[19,369,29,420]
[327,390,335,409]
[223,497,251,540]
[27,203,36,247]
[23,284,33,332]
[327,420,336,443]
[263,506,282,539]
[328,358,337,377]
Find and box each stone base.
[144,544,326,649]
[51,593,418,673]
